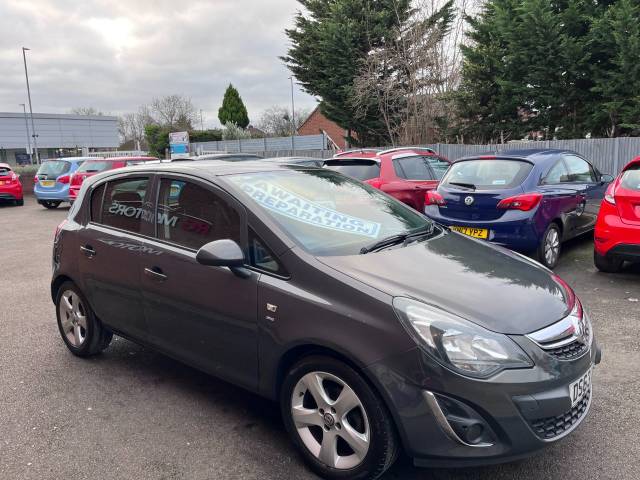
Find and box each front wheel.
[594,250,623,273]
[55,281,112,356]
[281,356,398,480]
[537,223,562,269]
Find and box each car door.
[386,155,438,209]
[139,175,259,391]
[76,175,151,340]
[563,154,603,233]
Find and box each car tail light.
[604,183,616,205]
[10,173,19,183]
[365,178,383,189]
[54,219,68,242]
[33,175,39,183]
[425,191,446,206]
[497,193,542,211]
[57,174,70,184]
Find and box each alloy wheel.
[58,290,88,347]
[544,228,560,266]
[291,371,370,470]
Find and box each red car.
[69,156,157,202]
[0,163,24,206]
[324,147,451,211]
[594,156,640,272]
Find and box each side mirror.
[600,174,614,183]
[196,239,244,267]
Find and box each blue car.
[34,157,93,209]
[424,149,614,268]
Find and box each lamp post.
[22,47,39,164]
[289,76,296,153]
[200,109,204,131]
[19,103,33,164]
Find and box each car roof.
[192,153,262,160]
[261,157,323,163]
[85,156,156,162]
[333,148,381,158]
[378,146,437,156]
[117,159,313,178]
[42,156,96,162]
[324,157,380,164]
[458,148,577,163]
[0,163,11,169]
[623,156,640,171]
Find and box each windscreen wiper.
[448,181,476,190]
[360,225,433,254]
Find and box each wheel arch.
[51,274,75,303]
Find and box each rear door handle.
[80,245,96,257]
[144,267,167,282]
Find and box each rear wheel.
[594,250,623,273]
[281,355,398,480]
[537,223,562,269]
[15,198,24,206]
[55,281,112,356]
[42,200,61,209]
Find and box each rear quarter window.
[442,159,533,190]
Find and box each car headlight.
[393,297,533,378]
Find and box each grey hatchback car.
[52,161,601,479]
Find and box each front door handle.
[144,267,167,282]
[80,245,96,257]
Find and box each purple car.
[424,149,614,268]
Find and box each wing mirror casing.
[600,174,614,183]
[196,239,245,267]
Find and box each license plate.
[40,180,55,187]
[569,367,592,408]
[450,226,489,239]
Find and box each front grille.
[546,340,589,360]
[529,387,590,440]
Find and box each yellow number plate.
[40,180,55,187]
[450,226,489,239]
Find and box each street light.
[289,76,296,153]
[200,109,204,131]
[22,47,39,164]
[19,103,32,164]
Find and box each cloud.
[0,0,316,127]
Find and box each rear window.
[76,161,112,173]
[442,159,533,190]
[621,165,640,191]
[37,160,70,177]
[0,167,12,176]
[324,160,381,181]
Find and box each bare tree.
[69,107,104,116]
[256,105,311,137]
[118,105,153,148]
[149,94,196,131]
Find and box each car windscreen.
[76,161,112,173]
[37,160,70,177]
[441,159,533,190]
[620,165,640,191]
[323,160,381,181]
[227,169,431,256]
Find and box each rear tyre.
[537,223,562,269]
[42,200,61,209]
[281,355,398,480]
[55,281,113,357]
[594,250,623,273]
[15,199,24,206]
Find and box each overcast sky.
[0,0,317,127]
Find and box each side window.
[563,155,597,182]
[100,177,149,233]
[90,184,105,222]
[249,230,287,276]
[156,179,241,250]
[424,156,450,180]
[544,160,569,184]
[393,157,434,180]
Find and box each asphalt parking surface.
[1,197,639,480]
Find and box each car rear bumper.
[594,213,640,256]
[367,337,600,467]
[34,185,70,201]
[0,183,23,200]
[424,207,540,251]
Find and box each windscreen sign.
[239,180,381,238]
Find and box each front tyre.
[537,223,562,269]
[594,250,623,273]
[55,281,113,357]
[281,356,398,480]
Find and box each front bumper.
[367,335,600,467]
